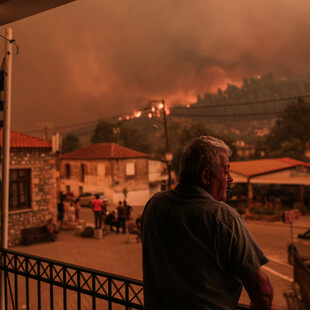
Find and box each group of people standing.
[57,193,140,237]
[91,198,139,236]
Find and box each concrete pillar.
[300,185,304,204]
[248,182,253,204]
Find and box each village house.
[59,143,169,206]
[0,130,57,246]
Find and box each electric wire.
[172,94,310,109]
[23,94,310,136]
[0,34,19,54]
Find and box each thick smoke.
[1,0,310,132]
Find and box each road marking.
[268,257,291,268]
[262,265,293,282]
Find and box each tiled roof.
[230,157,310,177]
[60,143,150,160]
[0,130,51,148]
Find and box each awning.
[230,171,248,183]
[0,0,76,26]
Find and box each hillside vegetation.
[62,73,310,164]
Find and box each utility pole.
[161,100,172,189]
[149,99,173,189]
[1,27,13,310]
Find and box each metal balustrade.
[0,248,250,309]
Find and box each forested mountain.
[169,73,310,142]
[62,73,310,163]
[196,73,310,106]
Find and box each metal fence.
[293,249,310,309]
[0,248,250,309]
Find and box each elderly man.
[142,136,278,310]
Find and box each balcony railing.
[0,248,250,309]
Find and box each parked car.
[78,192,108,208]
[287,229,310,265]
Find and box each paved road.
[12,207,309,309]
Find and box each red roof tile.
[60,143,150,159]
[230,157,309,177]
[0,130,51,148]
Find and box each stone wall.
[5,149,57,247]
[8,209,52,247]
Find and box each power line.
[0,33,19,54]
[23,108,148,134]
[23,105,152,135]
[22,94,309,136]
[66,115,163,139]
[23,119,100,134]
[171,107,310,118]
[172,94,310,110]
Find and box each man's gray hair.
[179,136,232,184]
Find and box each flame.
[151,106,156,113]
[118,116,123,121]
[148,113,153,118]
[158,103,164,110]
[134,111,142,118]
[126,115,130,120]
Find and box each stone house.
[0,130,57,246]
[59,143,168,206]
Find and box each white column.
[1,27,12,310]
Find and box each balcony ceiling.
[0,0,76,26]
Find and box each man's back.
[117,205,126,218]
[142,184,268,310]
[91,198,103,211]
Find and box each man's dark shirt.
[142,184,268,310]
[117,205,126,219]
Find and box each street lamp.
[149,99,173,189]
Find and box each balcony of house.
[0,248,251,309]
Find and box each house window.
[81,164,85,182]
[66,185,70,195]
[9,169,31,211]
[65,164,71,179]
[126,162,135,176]
[97,163,105,176]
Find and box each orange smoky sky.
[1,0,310,133]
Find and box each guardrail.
[0,248,250,309]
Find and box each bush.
[261,208,275,215]
[250,205,275,215]
[236,207,245,215]
[293,202,308,215]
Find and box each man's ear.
[201,168,210,186]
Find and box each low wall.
[243,214,282,222]
[7,209,53,247]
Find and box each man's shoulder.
[148,190,170,202]
[211,200,241,226]
[147,187,240,220]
